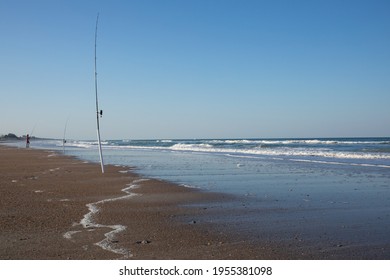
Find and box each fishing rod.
[30,123,36,138]
[95,13,105,173]
[63,117,69,154]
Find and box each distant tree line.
[0,133,21,140]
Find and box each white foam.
[63,230,82,239]
[49,167,60,172]
[172,143,213,150]
[166,144,390,161]
[180,183,200,189]
[64,141,95,149]
[64,178,149,259]
[95,225,131,258]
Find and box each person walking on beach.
[26,134,30,148]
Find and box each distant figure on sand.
[26,134,30,148]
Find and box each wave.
[65,142,94,149]
[203,138,390,146]
[168,144,390,160]
[171,143,213,149]
[244,139,388,145]
[96,143,390,161]
[63,140,110,149]
[62,138,390,162]
[67,138,390,149]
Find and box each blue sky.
[1,0,389,140]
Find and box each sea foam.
[63,178,149,259]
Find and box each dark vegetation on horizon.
[0,133,39,141]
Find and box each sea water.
[33,137,390,190]
[12,137,390,257]
[19,137,390,204]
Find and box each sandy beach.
[0,145,293,260]
[2,144,389,260]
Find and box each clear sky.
[1,0,389,140]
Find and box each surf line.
[63,178,149,259]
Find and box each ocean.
[9,137,390,258]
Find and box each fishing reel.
[100,110,103,118]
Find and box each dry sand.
[0,145,292,260]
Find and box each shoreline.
[0,145,291,259]
[2,144,389,260]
